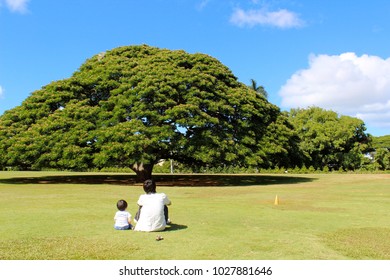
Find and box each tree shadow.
[155,174,316,187]
[0,173,316,187]
[0,174,138,186]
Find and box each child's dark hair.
[117,199,128,211]
[143,179,156,194]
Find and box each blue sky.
[1,0,390,136]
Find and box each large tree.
[0,45,295,181]
[287,107,372,170]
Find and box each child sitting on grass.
[114,199,133,230]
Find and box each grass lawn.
[0,171,389,260]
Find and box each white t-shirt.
[134,193,171,232]
[114,211,131,227]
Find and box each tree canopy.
[0,45,296,180]
[372,135,390,150]
[287,107,372,170]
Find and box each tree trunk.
[131,162,154,182]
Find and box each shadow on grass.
[0,173,316,187]
[164,223,188,232]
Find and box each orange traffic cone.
[274,195,279,205]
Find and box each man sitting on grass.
[134,179,171,232]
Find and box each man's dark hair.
[143,179,156,194]
[117,199,128,211]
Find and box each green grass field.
[0,171,389,260]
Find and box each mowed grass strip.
[0,171,389,260]
[322,227,390,260]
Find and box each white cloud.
[197,0,210,10]
[230,7,304,28]
[279,52,390,133]
[0,85,3,97]
[3,0,30,13]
